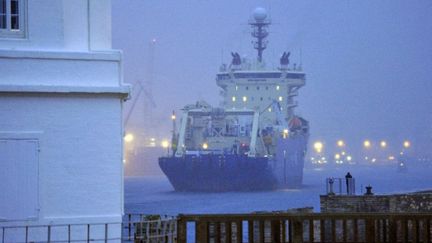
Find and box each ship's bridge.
[216,69,305,122]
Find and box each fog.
[112,0,432,160]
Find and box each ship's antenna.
[300,48,303,67]
[249,7,271,63]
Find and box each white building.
[0,0,129,241]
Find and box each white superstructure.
[0,1,129,242]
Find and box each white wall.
[0,0,112,51]
[0,0,128,241]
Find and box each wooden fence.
[177,212,432,243]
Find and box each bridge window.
[0,0,26,38]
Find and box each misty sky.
[112,0,432,156]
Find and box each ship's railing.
[177,212,432,243]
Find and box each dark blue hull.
[159,135,307,192]
[159,154,277,191]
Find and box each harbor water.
[125,164,432,215]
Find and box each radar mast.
[249,7,271,63]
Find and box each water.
[125,164,432,215]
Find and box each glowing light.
[232,96,236,102]
[268,107,272,112]
[161,140,169,148]
[371,158,377,163]
[202,143,208,150]
[278,96,283,101]
[124,133,134,143]
[403,140,411,148]
[380,141,387,148]
[337,140,345,147]
[346,156,352,161]
[123,159,127,164]
[283,129,289,138]
[242,96,247,102]
[276,85,280,91]
[171,114,176,120]
[235,86,238,91]
[313,141,323,153]
[341,151,346,156]
[334,153,341,160]
[363,140,371,148]
[150,138,156,142]
[388,156,395,160]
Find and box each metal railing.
[326,178,356,195]
[1,214,177,243]
[123,214,177,243]
[1,222,121,243]
[177,212,432,243]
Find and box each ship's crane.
[260,100,288,131]
[124,80,156,128]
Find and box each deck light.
[380,141,387,148]
[161,140,169,148]
[242,96,247,102]
[202,143,208,150]
[124,133,134,143]
[403,140,411,148]
[232,96,236,102]
[337,140,344,147]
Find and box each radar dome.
[253,7,267,21]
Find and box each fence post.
[47,225,51,243]
[271,220,281,243]
[196,220,209,243]
[235,220,243,243]
[292,218,303,243]
[177,216,187,243]
[365,218,375,243]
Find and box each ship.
[159,7,309,191]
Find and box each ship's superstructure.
[159,7,309,191]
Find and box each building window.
[245,86,249,90]
[256,86,260,90]
[0,0,26,38]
